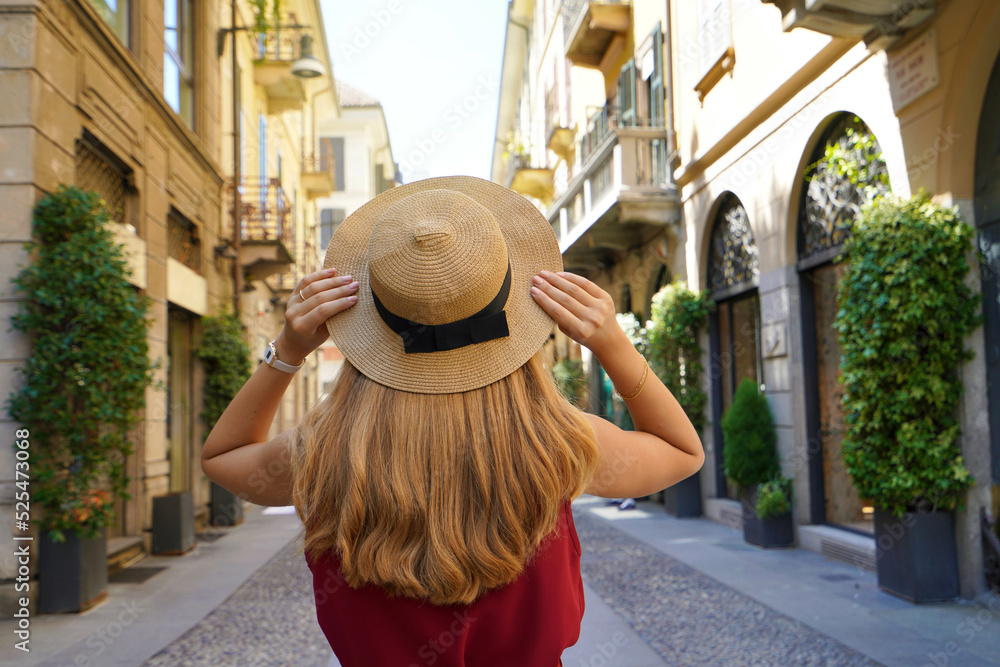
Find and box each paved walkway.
[3,497,998,666]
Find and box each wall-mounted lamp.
[291,34,325,79]
[214,241,238,259]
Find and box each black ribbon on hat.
[371,262,512,354]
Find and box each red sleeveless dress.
[305,500,584,667]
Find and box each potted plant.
[7,186,157,612]
[721,378,794,547]
[197,314,253,525]
[647,281,712,517]
[835,192,979,602]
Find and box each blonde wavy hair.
[289,350,599,606]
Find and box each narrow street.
[11,497,997,666]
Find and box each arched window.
[798,114,887,534]
[707,193,762,499]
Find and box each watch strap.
[265,340,303,374]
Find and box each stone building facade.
[0,0,336,613]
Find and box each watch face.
[265,343,276,365]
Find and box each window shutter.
[618,58,637,128]
[650,23,664,125]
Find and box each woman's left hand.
[274,267,359,364]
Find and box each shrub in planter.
[721,378,793,547]
[6,186,157,611]
[647,282,712,517]
[835,192,979,601]
[198,314,252,525]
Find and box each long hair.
[289,350,599,605]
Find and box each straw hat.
[322,175,562,394]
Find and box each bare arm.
[200,268,359,506]
[530,270,704,498]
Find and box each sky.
[320,0,511,184]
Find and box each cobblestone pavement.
[143,540,331,667]
[572,508,882,666]
[142,509,884,666]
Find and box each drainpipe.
[231,0,242,316]
[664,0,678,166]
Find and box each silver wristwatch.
[263,340,303,374]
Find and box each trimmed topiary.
[721,378,779,490]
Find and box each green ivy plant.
[755,476,792,520]
[7,186,158,542]
[197,315,252,432]
[721,378,779,491]
[834,192,979,517]
[646,280,713,436]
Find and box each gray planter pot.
[152,491,195,555]
[663,474,702,518]
[740,484,794,548]
[210,482,245,526]
[39,526,107,613]
[874,506,959,603]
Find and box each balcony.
[505,154,556,203]
[253,27,311,113]
[228,178,294,282]
[272,239,320,304]
[565,1,631,75]
[761,0,938,48]
[301,152,336,200]
[547,105,680,274]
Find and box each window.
[168,208,201,272]
[89,0,129,46]
[320,209,345,249]
[694,0,734,100]
[320,137,345,191]
[164,0,194,127]
[698,0,731,74]
[75,133,130,227]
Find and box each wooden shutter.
[618,58,637,127]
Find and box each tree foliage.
[834,192,979,517]
[7,186,157,541]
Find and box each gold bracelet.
[615,361,649,401]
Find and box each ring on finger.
[299,289,306,301]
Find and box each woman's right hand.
[274,267,359,364]
[530,270,628,357]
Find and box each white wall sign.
[888,29,940,111]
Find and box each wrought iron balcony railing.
[227,177,292,244]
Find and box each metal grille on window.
[168,209,201,272]
[75,139,128,226]
[708,193,759,294]
[799,116,889,261]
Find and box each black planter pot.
[210,482,244,526]
[39,526,107,613]
[873,507,959,603]
[663,474,702,518]
[740,485,794,548]
[152,491,195,555]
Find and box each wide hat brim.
[323,175,563,394]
